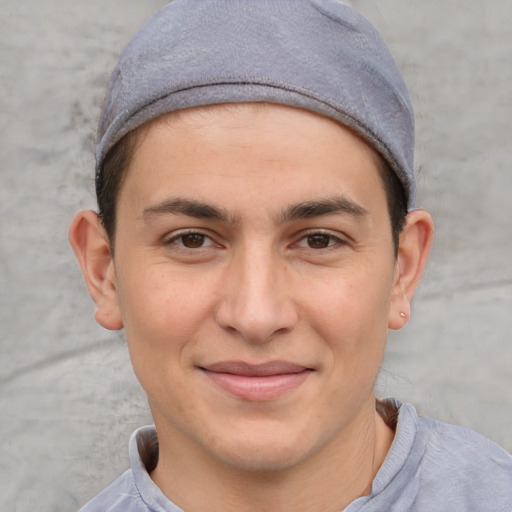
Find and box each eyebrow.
[278,196,367,223]
[141,198,231,222]
[140,195,367,224]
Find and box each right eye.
[164,230,217,250]
[178,233,208,248]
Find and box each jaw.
[150,391,388,512]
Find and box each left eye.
[297,233,341,249]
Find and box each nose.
[215,246,298,344]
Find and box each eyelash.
[293,230,347,251]
[163,229,219,250]
[163,229,347,252]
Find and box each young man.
[70,1,512,510]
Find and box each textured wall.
[1,1,511,510]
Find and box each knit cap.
[96,0,416,208]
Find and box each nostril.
[215,296,299,344]
[214,256,299,342]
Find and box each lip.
[199,361,313,401]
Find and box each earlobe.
[69,210,123,330]
[388,209,434,330]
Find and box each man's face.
[112,103,399,471]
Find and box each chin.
[202,423,319,473]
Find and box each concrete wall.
[1,1,510,509]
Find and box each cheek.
[118,261,212,325]
[299,261,393,356]
[115,266,212,371]
[306,263,392,316]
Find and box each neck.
[151,399,394,512]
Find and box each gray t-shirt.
[78,399,512,511]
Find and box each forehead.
[120,103,388,219]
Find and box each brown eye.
[307,234,332,249]
[181,233,206,248]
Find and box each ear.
[388,209,434,330]
[69,210,123,330]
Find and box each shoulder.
[367,399,512,511]
[418,411,512,471]
[78,426,182,512]
[412,406,512,509]
[78,469,148,512]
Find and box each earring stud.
[400,312,407,318]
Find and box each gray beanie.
[96,0,416,209]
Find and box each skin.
[70,103,433,512]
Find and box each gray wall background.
[1,1,511,510]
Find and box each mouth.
[199,361,313,401]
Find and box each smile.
[199,361,313,401]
